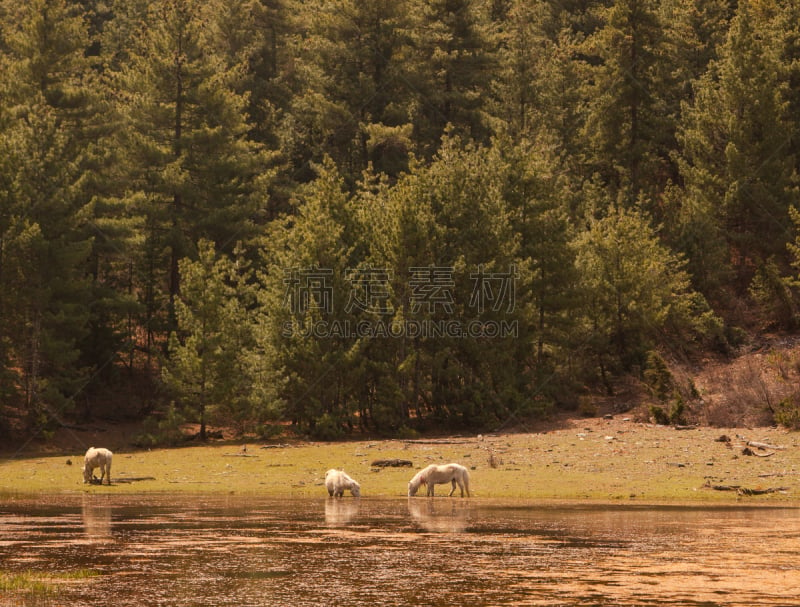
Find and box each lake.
[1,495,798,606]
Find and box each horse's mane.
[408,467,430,495]
[410,467,428,485]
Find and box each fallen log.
[736,436,786,450]
[703,481,787,495]
[114,476,157,484]
[737,486,788,496]
[704,482,739,491]
[403,439,471,445]
[371,458,413,468]
[746,440,786,451]
[742,447,774,457]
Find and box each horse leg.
[448,479,457,497]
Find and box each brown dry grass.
[691,336,800,427]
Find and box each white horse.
[82,447,113,485]
[325,469,361,497]
[408,463,470,497]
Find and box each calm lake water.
[1,495,798,606]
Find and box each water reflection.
[407,498,470,533]
[0,496,798,607]
[324,496,360,526]
[82,498,113,541]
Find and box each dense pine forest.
[1,0,800,443]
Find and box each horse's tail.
[462,467,471,497]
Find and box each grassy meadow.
[1,418,799,502]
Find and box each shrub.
[650,393,686,426]
[578,396,598,417]
[774,396,800,430]
[256,423,285,440]
[643,351,673,402]
[133,403,187,448]
[309,413,345,441]
[649,405,670,425]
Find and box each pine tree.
[0,0,102,429]
[256,158,361,437]
[111,0,270,345]
[490,0,549,138]
[162,240,258,439]
[770,1,800,187]
[355,138,531,429]
[282,0,413,184]
[677,2,797,295]
[408,0,497,155]
[582,0,667,203]
[498,138,582,407]
[490,0,587,219]
[658,0,731,106]
[573,204,719,384]
[351,161,438,429]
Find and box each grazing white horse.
[408,463,470,497]
[82,447,112,485]
[325,469,361,497]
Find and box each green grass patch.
[1,420,798,502]
[0,571,55,596]
[0,568,100,601]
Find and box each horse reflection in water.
[82,499,113,542]
[324,497,361,527]
[408,498,470,533]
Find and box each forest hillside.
[2,0,800,444]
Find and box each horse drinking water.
[325,469,361,497]
[408,463,470,497]
[82,447,112,485]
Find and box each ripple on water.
[0,497,798,607]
